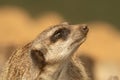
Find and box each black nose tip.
[80,24,89,33]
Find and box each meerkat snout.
[79,24,89,35]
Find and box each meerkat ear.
[30,49,46,69]
[61,22,69,25]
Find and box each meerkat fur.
[0,22,90,80]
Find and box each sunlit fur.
[0,22,89,80]
[31,22,87,64]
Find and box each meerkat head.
[30,22,89,65]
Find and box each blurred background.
[0,0,120,80]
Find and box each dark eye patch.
[50,28,70,43]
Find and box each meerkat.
[0,22,89,80]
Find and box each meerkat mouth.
[70,37,86,47]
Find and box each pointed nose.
[80,24,89,34]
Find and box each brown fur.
[0,22,90,80]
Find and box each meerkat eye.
[50,28,70,43]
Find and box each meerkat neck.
[40,56,89,80]
[55,57,90,80]
[71,56,90,80]
[39,60,69,80]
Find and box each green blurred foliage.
[0,0,120,29]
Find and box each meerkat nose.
[80,24,89,34]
